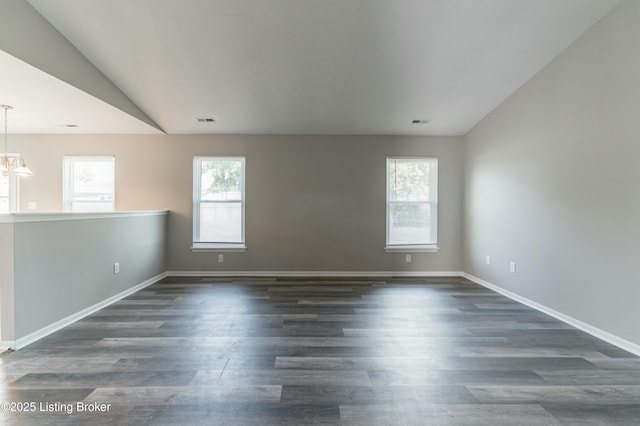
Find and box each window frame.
[0,153,21,214]
[63,156,116,213]
[385,156,439,252]
[192,156,247,252]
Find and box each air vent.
[197,117,216,123]
[411,119,429,124]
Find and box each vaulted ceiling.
[0,0,623,134]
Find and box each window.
[0,154,19,214]
[386,157,438,251]
[63,156,115,212]
[193,156,246,250]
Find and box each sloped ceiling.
[0,0,624,134]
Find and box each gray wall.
[14,134,464,273]
[0,223,15,342]
[13,213,167,339]
[463,0,640,345]
[0,0,161,131]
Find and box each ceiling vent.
[197,117,216,123]
[411,119,429,124]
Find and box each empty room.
[1,0,639,424]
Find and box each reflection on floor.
[1,276,639,425]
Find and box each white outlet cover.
[509,262,516,273]
[485,255,491,265]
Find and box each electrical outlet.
[405,254,412,263]
[509,262,516,273]
[218,254,224,263]
[485,255,491,265]
[28,202,37,210]
[114,262,120,274]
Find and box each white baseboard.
[167,270,465,278]
[13,272,168,350]
[13,269,638,357]
[5,270,460,350]
[462,272,640,357]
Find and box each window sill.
[191,243,247,253]
[385,245,440,253]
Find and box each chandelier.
[1,105,32,177]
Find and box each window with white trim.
[193,156,246,250]
[63,156,115,212]
[386,157,438,250]
[0,154,19,214]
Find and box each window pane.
[73,161,114,200]
[201,159,242,201]
[386,157,437,247]
[194,156,245,244]
[0,175,8,197]
[0,166,15,213]
[199,202,242,242]
[65,157,115,213]
[388,202,432,245]
[388,159,431,201]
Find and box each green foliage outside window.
[202,160,242,199]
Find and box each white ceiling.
[4,0,624,135]
[0,50,160,134]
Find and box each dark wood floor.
[1,276,639,425]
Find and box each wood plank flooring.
[1,276,639,425]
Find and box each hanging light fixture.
[1,105,32,177]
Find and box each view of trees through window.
[387,158,437,246]
[196,157,244,243]
[201,159,242,200]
